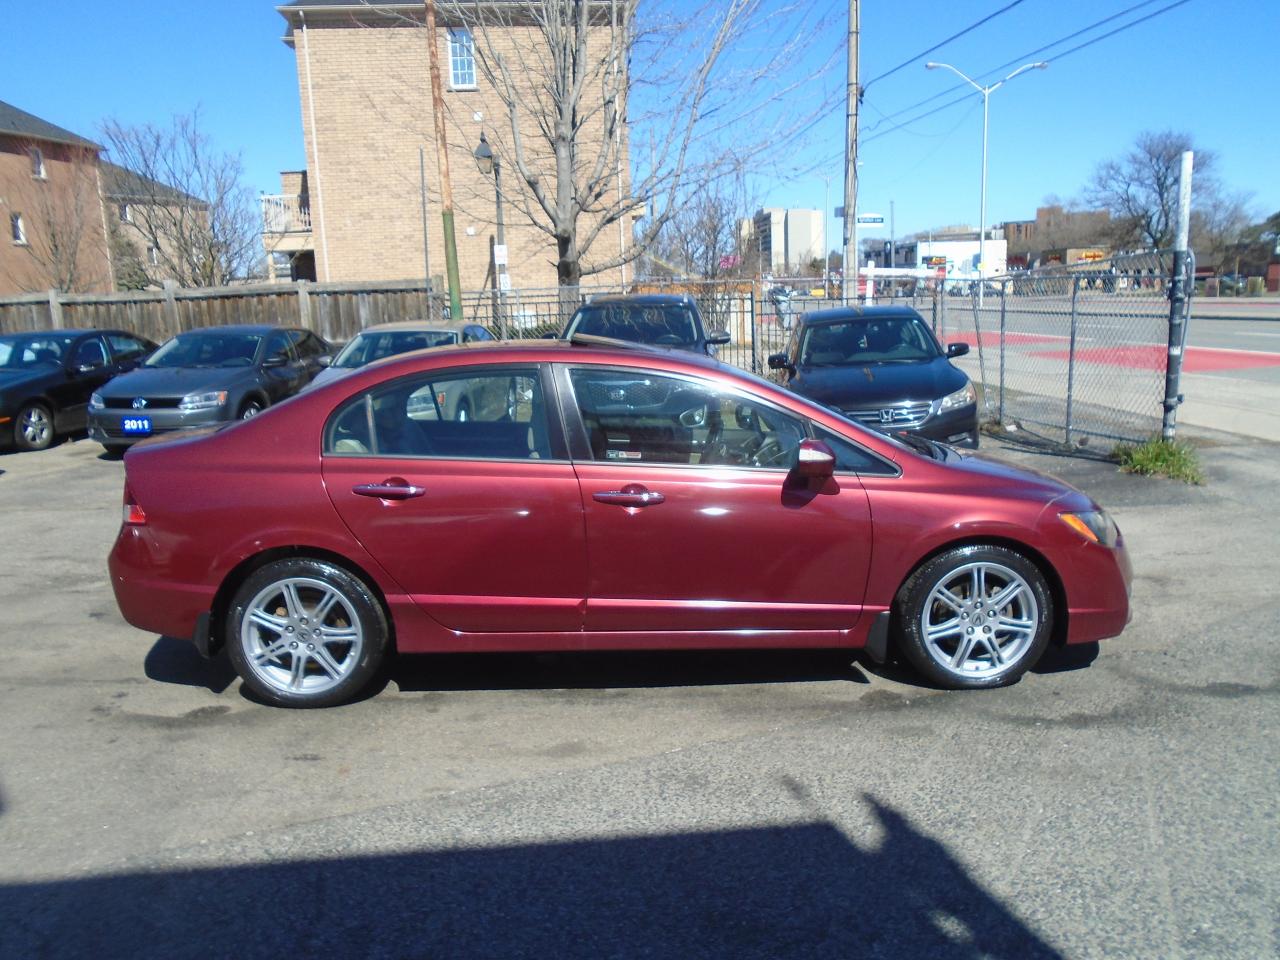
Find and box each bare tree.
[1086,130,1219,252]
[8,140,110,293]
[98,111,261,288]
[361,0,839,288]
[651,169,756,280]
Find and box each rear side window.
[326,367,552,461]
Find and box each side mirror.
[75,363,104,375]
[946,342,970,358]
[707,329,731,346]
[317,355,332,367]
[262,354,289,369]
[793,438,836,479]
[767,353,793,372]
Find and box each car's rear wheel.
[894,545,1052,689]
[226,558,389,708]
[15,402,54,451]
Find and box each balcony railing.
[261,194,312,234]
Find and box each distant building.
[868,227,1006,280]
[1001,205,1111,262]
[0,100,113,295]
[748,207,824,274]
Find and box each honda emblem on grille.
[132,397,147,410]
[879,408,896,423]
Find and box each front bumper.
[89,406,233,447]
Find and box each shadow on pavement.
[388,647,871,694]
[1031,642,1100,675]
[0,795,1062,960]
[144,636,236,695]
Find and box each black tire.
[239,398,264,420]
[226,558,389,708]
[893,544,1053,690]
[14,401,55,451]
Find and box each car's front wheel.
[894,545,1053,689]
[239,399,264,420]
[15,402,54,451]
[226,558,389,708]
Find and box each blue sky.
[3,0,1276,254]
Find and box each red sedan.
[109,338,1131,708]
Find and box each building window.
[11,213,27,245]
[147,246,160,266]
[29,148,46,179]
[118,203,132,223]
[449,29,476,89]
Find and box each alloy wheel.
[920,561,1039,679]
[240,577,364,696]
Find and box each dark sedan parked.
[769,307,979,448]
[88,324,330,451]
[0,328,156,451]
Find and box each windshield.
[800,315,940,366]
[565,304,698,347]
[146,332,263,368]
[0,334,77,370]
[333,329,458,369]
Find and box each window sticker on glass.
[607,449,643,460]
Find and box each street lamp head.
[473,132,495,176]
[925,62,941,69]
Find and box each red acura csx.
[109,337,1131,708]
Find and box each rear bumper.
[108,524,216,643]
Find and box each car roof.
[580,294,693,307]
[796,305,925,327]
[172,324,294,336]
[349,320,469,334]
[0,327,125,338]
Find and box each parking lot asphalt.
[1,430,1277,959]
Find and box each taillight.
[123,483,147,525]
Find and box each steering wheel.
[749,435,790,468]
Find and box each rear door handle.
[592,484,665,507]
[352,478,426,501]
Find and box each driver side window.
[568,368,805,469]
[73,337,108,370]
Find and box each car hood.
[933,449,1094,510]
[100,366,252,398]
[0,367,58,396]
[305,365,352,390]
[790,357,968,407]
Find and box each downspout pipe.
[300,11,331,281]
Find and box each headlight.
[178,390,228,412]
[939,381,976,411]
[89,392,105,411]
[1060,510,1119,547]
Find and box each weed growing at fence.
[1112,437,1205,485]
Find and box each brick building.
[0,101,113,295]
[266,1,630,289]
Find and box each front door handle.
[352,478,426,501]
[593,483,665,507]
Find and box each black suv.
[560,294,731,356]
[768,306,979,448]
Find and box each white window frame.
[11,213,27,245]
[29,147,46,179]
[448,28,477,90]
[147,245,160,266]
[119,202,132,223]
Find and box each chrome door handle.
[593,484,665,507]
[352,479,426,501]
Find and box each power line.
[865,0,1166,132]
[862,0,1028,90]
[862,0,1195,144]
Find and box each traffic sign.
[856,214,884,224]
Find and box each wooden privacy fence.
[0,280,452,344]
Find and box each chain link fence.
[930,251,1187,446]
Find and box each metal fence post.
[1163,151,1194,441]
[998,281,1007,424]
[1065,275,1080,446]
[749,281,759,374]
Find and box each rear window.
[565,304,698,347]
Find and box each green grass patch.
[1112,437,1205,484]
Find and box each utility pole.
[842,0,859,303]
[419,146,431,289]
[889,199,895,269]
[425,0,462,320]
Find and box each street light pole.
[474,132,507,336]
[925,60,1047,307]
